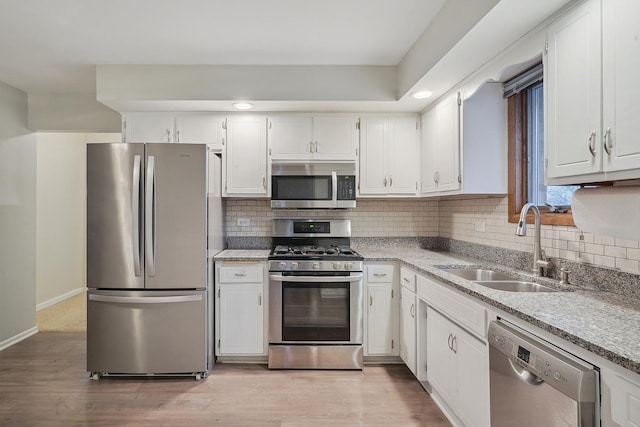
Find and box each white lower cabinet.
[399,267,417,374]
[427,307,488,427]
[365,263,399,356]
[602,368,640,427]
[215,262,267,356]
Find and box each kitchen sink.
[441,268,514,281]
[473,280,558,292]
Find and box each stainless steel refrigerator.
[86,142,223,379]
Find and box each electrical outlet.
[474,221,486,233]
[237,218,251,227]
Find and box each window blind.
[503,63,543,98]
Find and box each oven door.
[269,272,364,345]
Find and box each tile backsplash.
[225,199,439,238]
[224,196,640,276]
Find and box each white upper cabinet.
[421,93,461,195]
[224,116,269,197]
[175,114,226,149]
[123,113,225,150]
[359,117,420,197]
[546,0,640,184]
[123,113,175,143]
[421,83,507,197]
[602,0,640,175]
[269,115,359,161]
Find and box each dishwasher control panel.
[488,320,598,402]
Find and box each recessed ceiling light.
[232,102,254,110]
[412,91,433,99]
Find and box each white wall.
[0,81,38,347]
[35,132,120,309]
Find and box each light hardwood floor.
[0,332,451,426]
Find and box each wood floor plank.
[0,332,451,426]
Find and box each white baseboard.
[36,287,85,312]
[0,327,38,352]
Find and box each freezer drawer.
[87,290,208,375]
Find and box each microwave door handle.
[331,171,338,204]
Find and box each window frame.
[507,88,576,226]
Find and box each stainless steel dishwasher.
[488,320,599,427]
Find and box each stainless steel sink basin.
[442,268,514,281]
[474,281,558,292]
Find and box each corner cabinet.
[421,83,507,197]
[268,115,359,161]
[364,263,399,357]
[359,117,420,197]
[421,93,461,195]
[215,262,267,357]
[546,0,640,184]
[224,116,269,197]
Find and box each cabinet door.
[427,307,457,407]
[602,0,640,174]
[389,118,419,196]
[366,282,395,355]
[455,327,489,427]
[421,94,460,194]
[269,116,314,160]
[313,117,358,160]
[224,116,268,196]
[400,286,417,375]
[434,94,461,192]
[546,0,602,179]
[123,113,174,143]
[359,118,389,195]
[218,283,264,355]
[421,107,438,194]
[175,114,225,149]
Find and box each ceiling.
[0,0,573,122]
[0,0,446,94]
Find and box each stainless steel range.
[268,219,364,370]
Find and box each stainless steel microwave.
[271,162,356,209]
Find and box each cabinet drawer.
[400,267,416,292]
[417,274,487,338]
[219,265,263,283]
[367,265,394,283]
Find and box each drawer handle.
[234,272,247,277]
[374,273,387,277]
[403,277,410,283]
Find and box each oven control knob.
[291,262,299,270]
[333,263,341,270]
[279,261,286,270]
[312,262,320,270]
[344,262,353,271]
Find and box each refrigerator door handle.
[89,294,203,304]
[145,155,156,277]
[132,155,142,277]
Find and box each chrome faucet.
[516,203,553,276]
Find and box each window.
[506,64,576,225]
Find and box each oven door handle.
[269,273,363,283]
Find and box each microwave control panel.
[337,176,355,200]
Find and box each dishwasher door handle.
[507,358,544,386]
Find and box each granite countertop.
[214,246,640,375]
[356,245,640,376]
[214,249,270,261]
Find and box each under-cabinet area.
[214,248,640,427]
